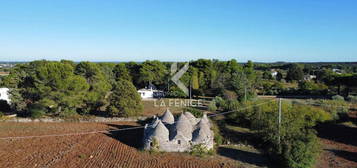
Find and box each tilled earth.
[316,112,357,168]
[0,122,240,168]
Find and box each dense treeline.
[1,59,258,117]
[1,60,142,118]
[255,62,357,73]
[1,59,356,117]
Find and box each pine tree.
[108,79,143,117]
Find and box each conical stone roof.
[201,113,210,127]
[192,127,210,143]
[193,120,211,143]
[152,120,169,141]
[150,116,160,128]
[174,113,193,140]
[161,109,175,124]
[196,119,210,132]
[184,112,195,119]
[184,112,197,125]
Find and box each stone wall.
[1,116,147,123]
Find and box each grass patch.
[78,154,87,159]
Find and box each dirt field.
[315,111,357,168]
[0,122,241,168]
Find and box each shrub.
[184,107,203,118]
[223,90,237,100]
[59,108,80,120]
[213,96,225,108]
[29,104,47,118]
[207,101,217,112]
[0,100,10,113]
[228,100,324,168]
[226,100,260,127]
[0,111,4,118]
[331,95,345,101]
[260,80,284,95]
[283,131,320,168]
[149,137,160,154]
[292,104,333,126]
[298,81,328,95]
[314,100,349,120]
[347,95,357,103]
[190,144,211,157]
[166,86,187,98]
[222,99,240,112]
[211,121,223,146]
[78,154,87,159]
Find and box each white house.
[271,71,278,78]
[332,68,342,74]
[138,85,164,99]
[0,88,10,104]
[303,75,317,81]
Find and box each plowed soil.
[316,111,357,168]
[0,122,240,168]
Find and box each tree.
[28,103,47,118]
[60,60,76,68]
[32,61,90,115]
[316,68,334,83]
[166,86,187,98]
[298,81,328,95]
[75,62,112,114]
[263,71,273,80]
[139,60,167,87]
[226,100,328,168]
[191,68,199,89]
[286,64,304,81]
[228,61,258,101]
[210,59,242,91]
[276,71,283,81]
[207,101,217,111]
[244,60,254,76]
[75,62,103,83]
[226,59,242,75]
[113,63,131,81]
[0,100,10,113]
[190,59,213,89]
[98,62,116,85]
[125,62,141,86]
[1,64,29,113]
[260,80,284,95]
[108,79,143,117]
[2,61,91,116]
[210,69,217,87]
[331,74,357,96]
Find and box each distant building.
[303,75,316,81]
[0,88,10,104]
[332,68,342,74]
[271,71,278,78]
[0,72,10,76]
[138,84,164,99]
[143,109,214,152]
[0,63,15,68]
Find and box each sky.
[0,0,356,62]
